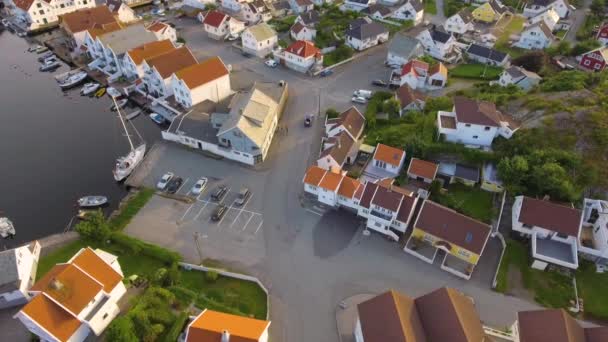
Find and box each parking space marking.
[176,177,190,195]
[241,213,255,231]
[180,202,196,221]
[194,201,209,221]
[306,208,324,216]
[254,219,263,235]
[217,205,232,227]
[229,193,253,228]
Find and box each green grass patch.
[555,29,568,40]
[37,239,89,277]
[495,15,526,58]
[432,183,495,223]
[576,261,608,320]
[449,64,503,80]
[377,19,413,36]
[423,0,437,14]
[495,239,529,293]
[268,15,296,33]
[109,188,155,231]
[323,45,354,67]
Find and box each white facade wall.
[151,26,177,43]
[354,318,364,342]
[242,29,278,57]
[318,187,339,206]
[172,74,231,108]
[143,64,172,97]
[524,0,570,18]
[391,3,423,24]
[66,324,91,342]
[346,31,389,51]
[221,0,244,12]
[386,51,413,66]
[162,131,256,164]
[514,27,552,50]
[121,55,141,79]
[445,14,473,34]
[371,157,402,174]
[291,26,316,41]
[0,243,40,307]
[317,155,341,171]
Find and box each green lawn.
[555,29,568,40]
[268,15,296,33]
[377,19,413,36]
[449,64,504,80]
[423,0,437,15]
[495,15,526,58]
[432,183,495,223]
[109,188,155,231]
[576,262,608,320]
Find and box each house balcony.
[404,237,438,263]
[437,111,458,135]
[532,233,579,269]
[441,253,475,280]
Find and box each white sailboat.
[0,217,16,239]
[112,96,146,182]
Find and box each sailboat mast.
[112,96,135,151]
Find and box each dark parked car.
[304,115,312,127]
[371,79,387,87]
[165,177,183,194]
[234,188,251,206]
[320,69,333,77]
[211,204,228,221]
[211,185,228,201]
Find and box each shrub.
[110,232,181,264]
[206,270,219,282]
[512,51,548,73]
[570,39,601,57]
[75,210,111,243]
[326,108,340,118]
[163,312,189,342]
[176,37,186,44]
[106,316,138,342]
[540,70,589,92]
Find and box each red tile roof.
[60,6,117,34]
[338,176,361,198]
[407,158,438,180]
[401,59,429,77]
[303,166,327,186]
[174,56,230,89]
[285,40,321,58]
[518,197,582,236]
[318,171,343,191]
[373,143,405,167]
[203,10,227,28]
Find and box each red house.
[578,47,608,72]
[597,23,608,46]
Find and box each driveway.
[565,0,592,43]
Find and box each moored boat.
[59,71,87,90]
[35,46,49,54]
[80,82,100,96]
[125,109,142,120]
[110,98,128,111]
[149,113,166,125]
[77,196,108,207]
[95,87,106,97]
[0,217,16,239]
[112,96,146,182]
[39,60,61,72]
[37,51,54,62]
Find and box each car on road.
[156,172,174,190]
[165,177,183,194]
[304,115,312,127]
[242,51,253,58]
[234,188,251,206]
[226,34,239,41]
[211,204,228,221]
[191,177,208,195]
[353,89,373,98]
[319,69,333,77]
[371,79,387,87]
[211,185,228,201]
[351,96,367,104]
[265,59,278,68]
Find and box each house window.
[473,135,478,139]
[484,126,490,131]
[60,3,65,7]
[103,313,109,319]
[39,10,44,14]
[37,2,42,7]
[584,59,591,66]
[465,123,471,127]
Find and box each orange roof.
[71,248,122,293]
[127,39,175,65]
[303,166,327,186]
[21,295,81,342]
[338,176,361,198]
[429,62,448,77]
[408,158,438,180]
[186,310,270,342]
[174,56,229,89]
[285,40,321,58]
[37,264,103,314]
[318,171,343,191]
[146,21,169,33]
[374,144,405,167]
[31,264,70,292]
[146,46,198,79]
[87,21,122,39]
[60,6,117,34]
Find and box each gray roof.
[346,22,388,40]
[409,0,424,12]
[489,0,507,14]
[362,4,392,16]
[455,164,480,182]
[526,21,554,39]
[98,24,158,56]
[298,10,320,25]
[506,65,526,78]
[166,100,219,144]
[0,249,20,293]
[388,33,423,59]
[457,8,474,23]
[273,0,292,10]
[430,26,452,43]
[466,43,508,62]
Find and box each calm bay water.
[0,30,161,248]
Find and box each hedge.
[163,312,189,342]
[110,232,182,264]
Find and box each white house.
[146,21,177,43]
[203,10,245,40]
[444,8,474,35]
[523,0,572,19]
[361,4,393,20]
[514,21,554,50]
[579,198,608,266]
[14,247,127,341]
[221,0,245,12]
[105,0,138,23]
[122,39,175,80]
[317,131,357,172]
[391,0,424,25]
[345,20,389,51]
[325,106,366,141]
[341,0,376,12]
[466,43,509,66]
[512,196,582,270]
[289,0,314,13]
[10,0,96,31]
[395,59,448,89]
[395,84,426,115]
[437,96,520,147]
[407,158,438,184]
[141,46,198,98]
[528,7,560,31]
[183,0,215,10]
[59,6,118,52]
[386,33,424,66]
[295,10,320,26]
[241,22,278,57]
[370,143,406,176]
[171,56,232,109]
[275,40,322,73]
[185,309,271,342]
[0,241,40,309]
[243,0,272,24]
[290,22,316,41]
[407,25,462,62]
[497,66,542,91]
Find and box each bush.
[106,316,138,342]
[176,37,186,44]
[570,39,601,57]
[110,188,155,231]
[163,312,189,342]
[75,210,111,243]
[110,232,181,264]
[540,70,589,92]
[326,108,340,118]
[278,39,288,48]
[206,270,219,282]
[512,51,548,73]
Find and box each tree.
[382,98,401,118]
[530,162,578,201]
[497,156,529,194]
[105,316,138,342]
[75,210,111,242]
[570,39,601,57]
[512,51,547,73]
[423,96,453,114]
[325,108,340,118]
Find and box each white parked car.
[351,96,367,104]
[265,59,278,68]
[191,177,208,195]
[353,89,373,99]
[157,172,174,190]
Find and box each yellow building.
[472,0,508,23]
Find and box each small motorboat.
[59,71,88,90]
[35,46,49,54]
[125,109,142,120]
[29,44,43,53]
[77,210,95,220]
[110,98,128,111]
[39,60,61,72]
[37,51,54,62]
[77,196,108,208]
[80,82,100,96]
[0,217,16,239]
[95,87,106,98]
[149,112,166,125]
[106,87,121,98]
[1,19,9,27]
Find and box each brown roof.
[186,309,270,342]
[338,176,362,198]
[60,6,117,34]
[429,62,448,77]
[453,96,504,127]
[357,290,426,342]
[337,106,365,139]
[286,40,321,58]
[415,200,491,255]
[71,248,122,293]
[13,0,35,11]
[86,22,122,39]
[146,21,169,33]
[145,46,198,79]
[290,22,306,34]
[319,131,355,166]
[174,56,230,89]
[517,309,586,342]
[21,294,81,342]
[354,183,365,200]
[440,115,457,129]
[127,39,175,65]
[395,85,426,108]
[360,182,379,209]
[408,158,438,180]
[371,185,404,212]
[519,197,582,237]
[318,171,343,191]
[373,143,405,167]
[203,10,227,28]
[415,287,487,342]
[396,194,417,223]
[303,165,327,186]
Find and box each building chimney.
[50,279,63,291]
[221,330,230,342]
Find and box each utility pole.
[193,232,204,265]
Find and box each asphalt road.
[565,0,592,43]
